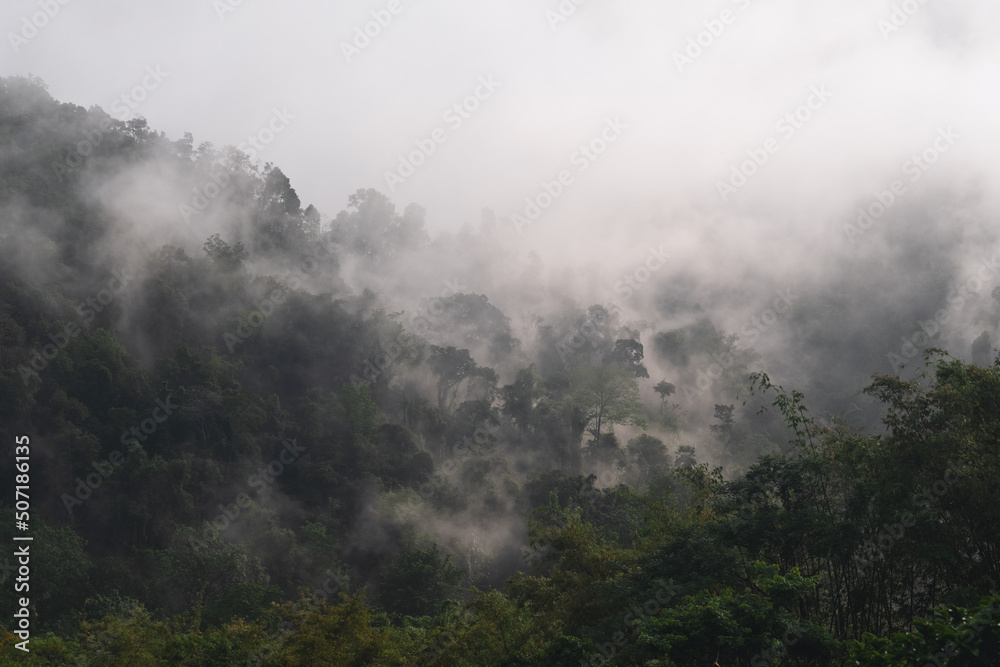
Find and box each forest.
[1,75,998,666]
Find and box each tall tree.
[654,379,676,412]
[569,365,646,445]
[711,403,737,468]
[604,338,649,378]
[329,188,428,263]
[501,365,543,435]
[427,346,482,415]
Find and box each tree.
[253,166,318,255]
[627,434,670,486]
[378,544,464,618]
[569,366,646,445]
[501,365,543,434]
[971,330,992,366]
[267,592,414,666]
[303,203,321,227]
[537,304,619,375]
[164,525,271,614]
[329,189,428,263]
[674,444,697,468]
[654,380,676,413]
[710,404,737,465]
[260,166,301,216]
[583,432,624,469]
[203,233,248,272]
[604,338,649,378]
[847,592,1000,665]
[0,511,96,632]
[428,346,495,415]
[417,293,520,364]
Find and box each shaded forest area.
[1,76,998,665]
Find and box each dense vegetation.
[1,76,998,665]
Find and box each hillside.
[1,76,999,666]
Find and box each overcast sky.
[4,0,999,242]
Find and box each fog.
[6,0,998,229]
[6,0,1000,463]
[4,0,1000,637]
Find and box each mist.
[3,1,1000,663]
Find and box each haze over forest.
[2,1,1000,665]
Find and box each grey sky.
[4,0,999,245]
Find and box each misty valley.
[1,70,999,667]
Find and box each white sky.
[3,0,999,240]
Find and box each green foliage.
[428,345,486,414]
[5,75,1000,667]
[848,593,1000,666]
[604,339,649,378]
[378,544,466,618]
[570,365,646,443]
[329,188,428,264]
[202,233,248,272]
[626,435,669,470]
